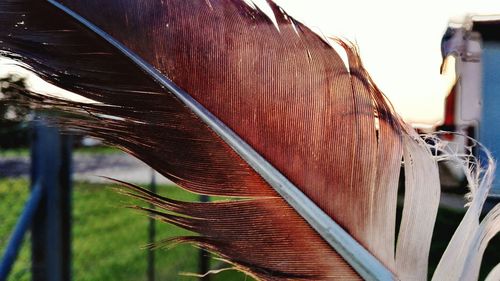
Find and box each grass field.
[0,146,120,157]
[0,178,498,280]
[0,179,252,281]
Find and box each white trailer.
[439,15,500,198]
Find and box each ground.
[0,149,173,185]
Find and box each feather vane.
[0,0,499,280]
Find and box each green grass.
[0,178,31,281]
[1,178,498,280]
[73,146,121,155]
[0,179,251,281]
[0,146,120,157]
[0,148,29,157]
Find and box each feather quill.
[0,0,498,280]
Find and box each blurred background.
[0,75,247,281]
[1,1,500,281]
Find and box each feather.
[0,0,393,279]
[0,1,498,280]
[428,134,497,281]
[396,132,440,280]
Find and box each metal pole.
[31,122,72,281]
[198,195,210,281]
[0,182,43,280]
[147,169,156,281]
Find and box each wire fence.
[0,122,237,281]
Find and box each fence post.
[199,195,210,281]
[30,122,72,281]
[147,169,156,281]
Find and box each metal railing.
[0,122,210,281]
[0,122,72,281]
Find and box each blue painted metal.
[479,42,500,196]
[31,122,73,281]
[0,182,44,281]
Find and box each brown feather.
[0,0,408,279]
[54,0,404,268]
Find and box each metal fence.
[1,123,70,281]
[0,162,32,281]
[0,123,212,281]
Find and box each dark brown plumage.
[1,1,498,280]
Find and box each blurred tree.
[0,74,31,148]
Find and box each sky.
[2,0,500,126]
[274,0,500,126]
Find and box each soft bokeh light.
[0,57,96,104]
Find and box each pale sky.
[275,0,500,126]
[2,0,500,126]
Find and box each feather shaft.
[46,1,395,279]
